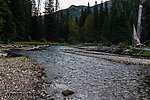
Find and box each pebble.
[0,57,47,99]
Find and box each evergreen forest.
[0,0,150,46]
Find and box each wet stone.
[62,89,75,96]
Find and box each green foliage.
[93,1,98,40]
[68,18,80,42]
[82,14,95,42]
[97,1,104,41]
[79,9,86,27]
[0,0,9,30]
[0,0,16,42]
[13,42,50,45]
[132,48,150,56]
[44,0,57,42]
[9,0,32,41]
[142,0,150,44]
[119,41,129,47]
[0,0,149,46]
[108,0,131,44]
[50,42,70,46]
[102,1,110,42]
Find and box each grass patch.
[13,42,71,46]
[13,42,50,45]
[132,48,150,56]
[0,41,4,44]
[50,42,70,46]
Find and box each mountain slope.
[58,1,112,18]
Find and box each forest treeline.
[0,0,150,45]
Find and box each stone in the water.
[62,89,74,96]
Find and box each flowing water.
[14,46,150,100]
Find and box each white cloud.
[60,0,107,9]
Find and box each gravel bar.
[64,50,150,66]
[0,56,47,99]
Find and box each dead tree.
[137,5,143,40]
[132,5,143,46]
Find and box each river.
[15,46,150,100]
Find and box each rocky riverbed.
[64,50,150,66]
[0,56,49,99]
[14,46,150,100]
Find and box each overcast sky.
[60,0,108,9]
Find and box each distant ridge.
[58,1,112,18]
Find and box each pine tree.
[97,1,104,41]
[109,0,130,44]
[142,0,150,44]
[79,9,84,27]
[58,10,65,41]
[102,1,110,42]
[93,1,98,41]
[0,0,16,42]
[0,0,7,33]
[44,0,56,41]
[63,10,70,42]
[10,0,32,41]
[87,2,91,15]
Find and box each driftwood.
[0,44,50,51]
[0,44,50,57]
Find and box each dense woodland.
[0,0,150,46]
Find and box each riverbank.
[13,42,70,46]
[77,45,150,57]
[0,44,50,51]
[63,50,150,66]
[0,56,49,99]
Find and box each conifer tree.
[109,0,130,44]
[102,1,110,42]
[1,0,16,42]
[44,0,55,41]
[79,9,84,27]
[87,2,91,15]
[10,0,32,41]
[93,1,98,41]
[142,0,150,44]
[97,1,104,41]
[63,10,70,42]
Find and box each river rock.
[62,89,74,96]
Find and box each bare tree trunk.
[133,5,143,46]
[137,5,143,41]
[37,0,41,15]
